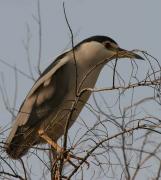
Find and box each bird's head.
[76,36,144,66]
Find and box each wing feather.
[27,56,69,98]
[6,55,70,145]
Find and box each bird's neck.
[74,43,107,70]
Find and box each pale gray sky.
[0,0,161,179]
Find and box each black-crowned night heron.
[5,35,143,159]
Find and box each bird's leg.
[38,129,89,168]
[38,129,63,153]
[38,129,63,180]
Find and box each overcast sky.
[0,0,161,179]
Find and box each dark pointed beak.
[117,48,144,60]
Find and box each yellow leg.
[38,129,63,153]
[38,129,89,168]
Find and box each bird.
[5,35,143,159]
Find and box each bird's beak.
[116,48,144,60]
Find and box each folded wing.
[5,53,70,158]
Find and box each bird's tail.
[6,137,29,159]
[5,128,38,159]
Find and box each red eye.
[105,43,111,49]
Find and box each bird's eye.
[105,42,111,49]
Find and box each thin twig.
[0,58,33,80]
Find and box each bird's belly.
[40,66,101,141]
[40,90,91,141]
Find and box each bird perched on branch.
[5,35,143,159]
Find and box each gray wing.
[6,54,70,145]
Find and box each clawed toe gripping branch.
[38,129,89,179]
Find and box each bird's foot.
[38,129,89,168]
[64,152,89,168]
